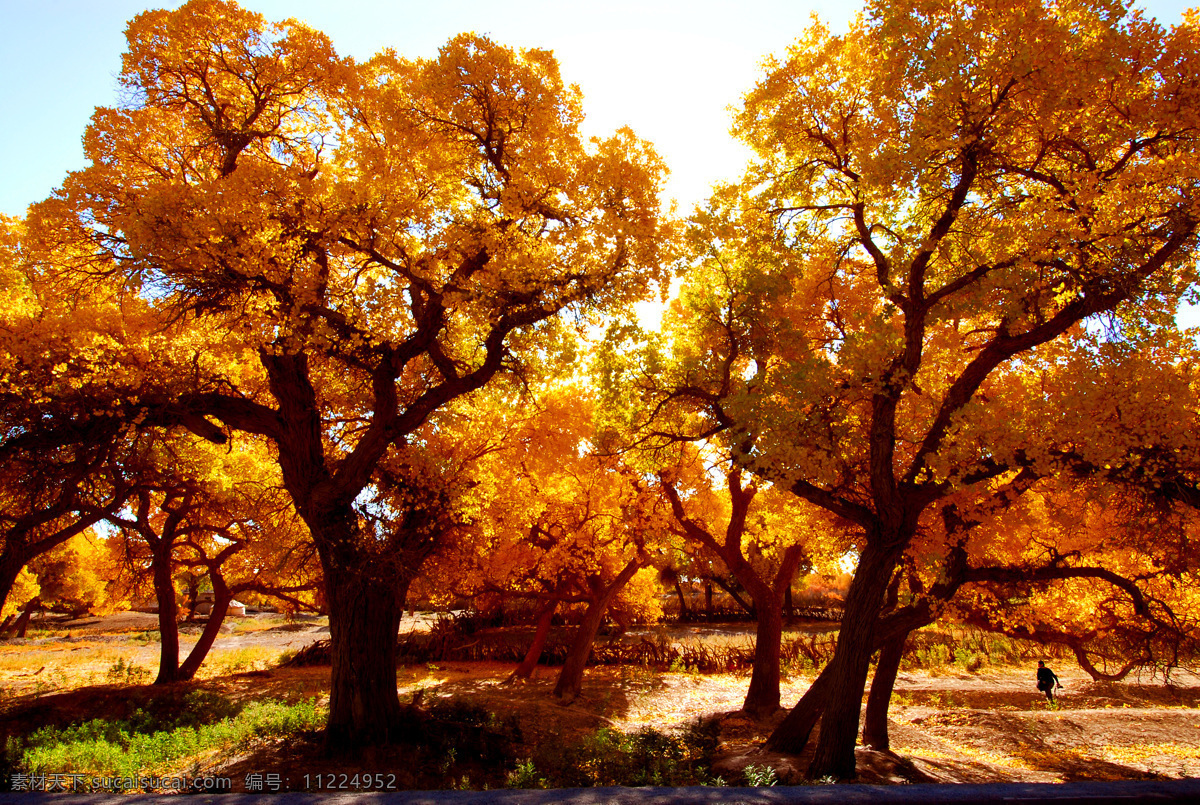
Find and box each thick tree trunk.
[265,351,430,748]
[767,665,833,753]
[804,542,900,779]
[324,559,408,747]
[13,607,34,639]
[511,597,558,680]
[152,540,181,685]
[862,631,908,750]
[13,609,33,639]
[553,602,608,704]
[743,600,784,718]
[554,557,643,702]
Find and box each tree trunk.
[13,606,35,639]
[705,582,713,620]
[862,631,908,750]
[152,539,181,685]
[674,578,690,621]
[804,542,900,779]
[554,557,643,702]
[177,574,233,681]
[743,598,784,717]
[0,554,26,622]
[784,582,795,622]
[324,558,408,747]
[265,351,428,748]
[183,574,201,620]
[511,597,558,680]
[738,547,803,718]
[5,598,40,639]
[712,575,755,617]
[767,665,833,753]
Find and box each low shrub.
[531,720,720,788]
[900,627,1065,672]
[106,658,151,685]
[282,629,842,676]
[743,763,778,786]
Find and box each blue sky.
[2,0,1195,219]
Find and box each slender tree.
[657,447,837,718]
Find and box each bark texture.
[660,472,805,719]
[805,543,898,778]
[742,601,786,718]
[862,631,908,750]
[767,665,833,754]
[177,572,234,681]
[324,559,408,746]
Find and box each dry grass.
[0,612,313,697]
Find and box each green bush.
[743,764,778,786]
[533,721,720,788]
[913,643,952,669]
[505,759,546,789]
[953,647,984,672]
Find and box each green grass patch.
[13,694,324,779]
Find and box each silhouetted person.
[1036,660,1061,702]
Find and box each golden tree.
[655,0,1200,778]
[107,429,317,683]
[657,443,845,717]
[422,385,665,700]
[0,215,149,617]
[32,0,667,744]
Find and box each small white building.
[196,592,247,617]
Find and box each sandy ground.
[2,612,1199,785]
[384,661,1200,784]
